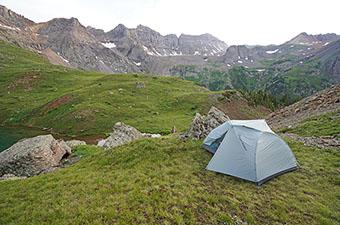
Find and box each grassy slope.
[0,41,214,136]
[0,41,338,224]
[287,110,340,138]
[0,137,339,225]
[0,41,270,137]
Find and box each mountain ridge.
[0,4,339,101]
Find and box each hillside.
[0,5,227,74]
[0,41,269,139]
[1,4,339,105]
[0,3,339,225]
[174,57,336,104]
[0,41,207,136]
[0,40,338,225]
[0,136,339,224]
[267,85,340,130]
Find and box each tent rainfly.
[203,120,298,185]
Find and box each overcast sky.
[1,0,339,45]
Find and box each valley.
[0,3,339,225]
[1,4,339,104]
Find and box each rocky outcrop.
[90,24,228,75]
[283,133,340,149]
[98,122,162,148]
[0,5,34,29]
[182,106,229,140]
[0,135,71,177]
[0,5,140,74]
[183,113,206,140]
[65,140,86,149]
[99,122,144,148]
[99,24,228,59]
[33,17,140,73]
[267,85,340,130]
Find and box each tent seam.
[231,124,273,134]
[254,133,260,182]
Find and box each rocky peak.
[87,26,106,41]
[102,24,227,58]
[178,33,228,56]
[106,24,129,40]
[220,45,269,67]
[287,32,340,46]
[224,45,251,58]
[314,33,340,43]
[287,32,314,45]
[39,17,83,34]
[113,24,129,33]
[136,24,155,32]
[135,24,164,41]
[35,17,102,48]
[0,4,34,28]
[32,17,140,73]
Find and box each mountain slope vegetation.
[173,58,334,104]
[0,41,213,136]
[0,41,269,137]
[0,136,339,225]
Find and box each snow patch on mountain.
[266,49,279,54]
[57,52,69,63]
[0,23,20,31]
[102,42,116,48]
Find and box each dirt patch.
[7,72,39,91]
[43,95,73,112]
[212,92,271,120]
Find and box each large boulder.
[100,122,143,148]
[0,135,71,177]
[182,106,229,140]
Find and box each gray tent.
[203,120,298,185]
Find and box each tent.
[203,120,298,185]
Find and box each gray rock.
[136,81,145,89]
[0,173,27,181]
[205,106,230,126]
[97,139,106,147]
[183,113,206,139]
[101,122,143,148]
[65,140,86,149]
[0,135,71,177]
[282,133,340,149]
[98,122,162,148]
[182,106,229,140]
[142,133,161,138]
